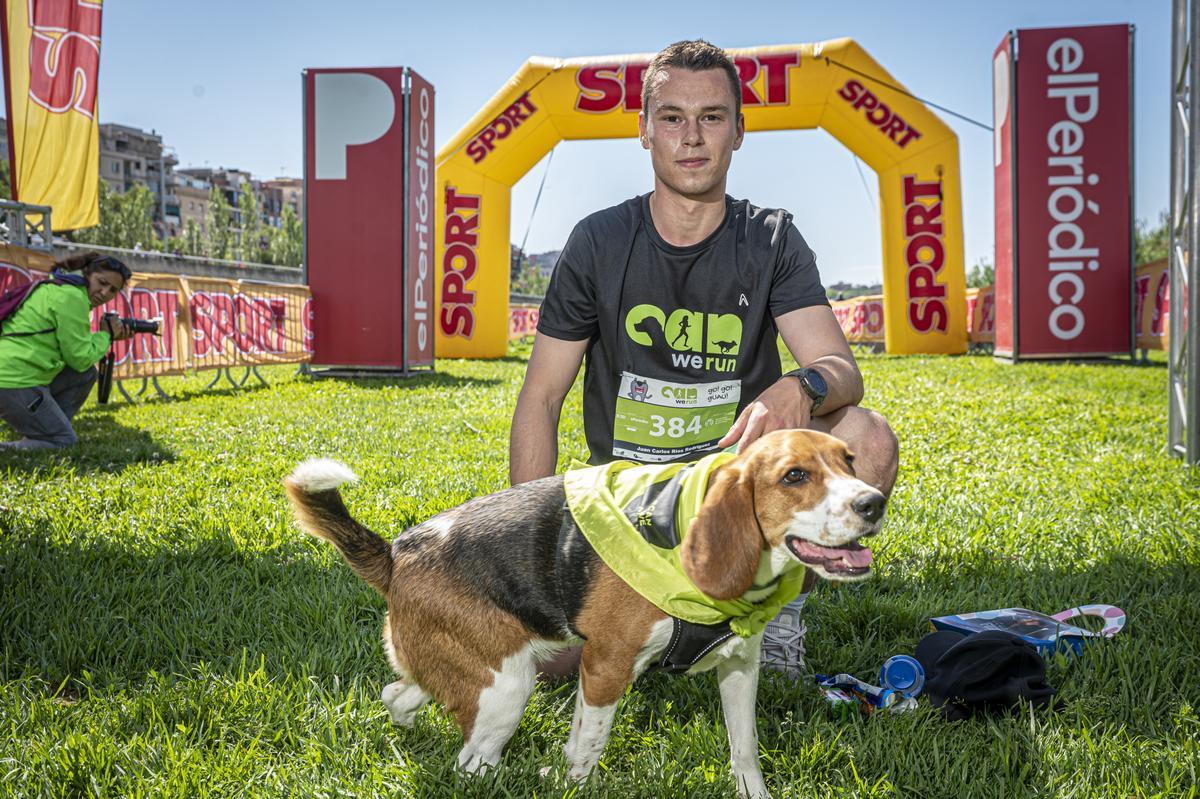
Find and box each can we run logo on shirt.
[623,304,743,373]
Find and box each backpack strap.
[49,271,86,287]
[0,273,85,337]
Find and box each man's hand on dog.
[719,375,813,453]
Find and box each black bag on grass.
[915,630,1057,721]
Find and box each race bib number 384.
[613,372,742,462]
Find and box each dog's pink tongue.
[838,546,873,568]
[795,541,873,568]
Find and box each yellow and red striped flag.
[2,0,103,230]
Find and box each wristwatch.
[784,367,827,413]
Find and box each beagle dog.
[285,428,886,799]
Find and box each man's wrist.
[780,373,814,413]
[783,366,827,413]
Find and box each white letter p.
[314,73,395,180]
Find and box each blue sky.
[15,0,1169,284]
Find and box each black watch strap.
[785,367,827,413]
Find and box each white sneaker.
[760,594,807,679]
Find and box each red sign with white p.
[303,67,435,371]
[993,25,1133,358]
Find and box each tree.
[269,204,303,267]
[205,185,232,260]
[0,159,10,200]
[1135,211,1169,265]
[118,184,158,250]
[67,181,117,247]
[509,248,551,296]
[167,218,204,257]
[237,184,261,262]
[181,218,204,257]
[69,181,156,249]
[966,257,995,289]
[511,259,549,296]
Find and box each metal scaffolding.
[1171,0,1200,464]
[0,199,53,250]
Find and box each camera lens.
[119,317,161,335]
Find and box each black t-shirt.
[537,193,829,465]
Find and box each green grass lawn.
[1,347,1198,798]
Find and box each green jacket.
[0,282,111,388]
[564,452,806,638]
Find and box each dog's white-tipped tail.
[287,458,359,493]
[284,459,391,595]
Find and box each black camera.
[103,311,160,335]
[95,314,161,405]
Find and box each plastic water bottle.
[879,655,925,698]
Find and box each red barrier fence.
[831,272,1168,351]
[509,304,540,341]
[1,243,313,379]
[1134,259,1169,351]
[966,286,996,344]
[831,295,885,344]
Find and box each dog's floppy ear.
[681,463,762,600]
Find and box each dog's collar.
[564,453,806,638]
[618,461,699,549]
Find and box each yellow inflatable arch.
[435,40,967,358]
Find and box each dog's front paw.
[538,763,585,786]
[381,680,429,726]
[738,783,772,799]
[734,782,772,796]
[384,703,416,725]
[735,772,772,799]
[566,764,595,783]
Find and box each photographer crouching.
[0,252,136,450]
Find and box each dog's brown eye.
[783,468,808,484]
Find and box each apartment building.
[175,172,211,233]
[0,117,304,245]
[260,177,303,226]
[176,166,253,227]
[99,123,179,237]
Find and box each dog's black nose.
[852,492,886,523]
